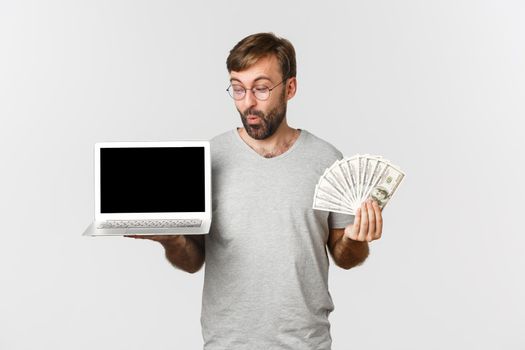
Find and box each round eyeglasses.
[226,79,287,101]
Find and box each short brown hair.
[226,32,296,80]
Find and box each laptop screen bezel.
[93,141,211,221]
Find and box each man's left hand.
[344,198,383,243]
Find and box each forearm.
[332,235,370,270]
[161,235,205,274]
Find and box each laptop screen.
[100,147,205,213]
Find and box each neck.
[238,120,301,158]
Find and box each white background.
[1,1,524,349]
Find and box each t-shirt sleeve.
[328,212,355,229]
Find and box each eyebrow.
[229,75,274,84]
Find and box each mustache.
[242,109,264,118]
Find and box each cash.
[312,154,405,215]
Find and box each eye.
[232,86,245,94]
[254,86,269,93]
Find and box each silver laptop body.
[83,141,211,236]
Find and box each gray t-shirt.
[201,128,355,350]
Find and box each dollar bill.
[313,184,355,214]
[328,160,357,205]
[312,154,405,214]
[362,156,386,204]
[342,156,360,204]
[363,163,405,209]
[318,167,354,208]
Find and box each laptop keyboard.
[97,219,202,229]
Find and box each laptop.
[82,141,212,236]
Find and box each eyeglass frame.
[226,77,289,101]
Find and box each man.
[129,32,383,350]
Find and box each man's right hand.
[124,234,205,273]
[124,234,186,250]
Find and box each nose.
[242,89,257,109]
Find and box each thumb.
[344,208,361,240]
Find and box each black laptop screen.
[100,147,205,213]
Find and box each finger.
[125,235,145,239]
[145,235,171,242]
[372,200,383,239]
[366,200,376,242]
[125,234,163,241]
[358,202,368,241]
[345,207,360,240]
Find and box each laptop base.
[82,222,209,236]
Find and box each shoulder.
[210,129,234,145]
[210,129,236,153]
[300,129,344,161]
[209,129,239,165]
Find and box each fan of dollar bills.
[312,154,405,215]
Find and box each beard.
[237,92,287,140]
